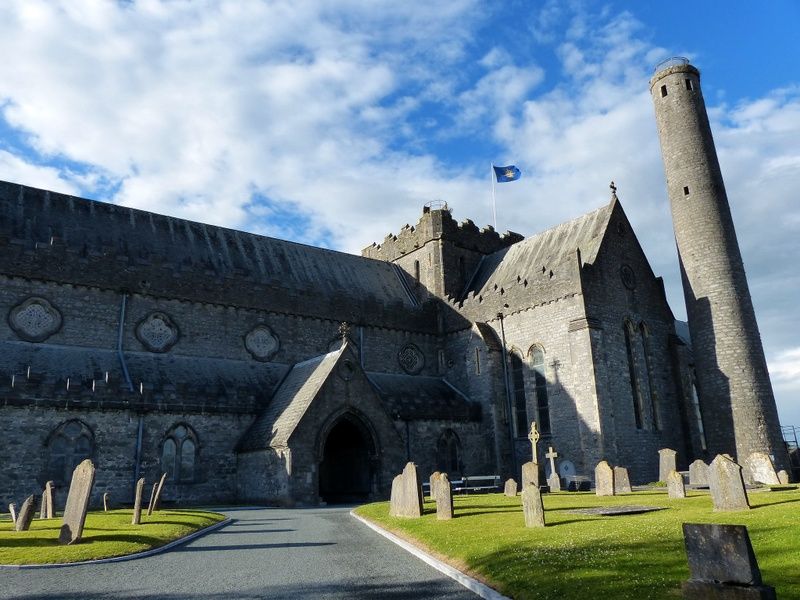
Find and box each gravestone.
[527,421,540,464]
[688,460,709,486]
[613,466,632,494]
[132,477,145,525]
[428,471,441,499]
[146,482,158,516]
[708,454,750,512]
[521,461,539,489]
[682,523,776,599]
[103,492,110,512]
[15,494,37,532]
[389,462,423,518]
[522,484,545,528]
[594,461,615,496]
[40,481,54,519]
[743,452,780,486]
[777,470,790,485]
[434,473,453,520]
[658,448,677,482]
[504,478,518,497]
[150,472,168,513]
[59,458,96,544]
[545,447,560,492]
[667,470,686,499]
[8,503,17,526]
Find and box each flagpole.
[491,163,497,230]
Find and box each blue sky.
[1,0,799,426]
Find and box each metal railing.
[654,56,689,73]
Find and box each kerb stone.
[59,458,96,544]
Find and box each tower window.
[683,186,690,196]
[509,351,528,436]
[685,78,693,91]
[660,85,668,97]
[413,260,420,281]
[624,321,644,429]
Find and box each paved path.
[3,506,478,600]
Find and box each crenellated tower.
[650,58,788,471]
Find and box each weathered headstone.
[428,471,441,499]
[8,502,17,525]
[150,472,168,513]
[658,448,677,483]
[547,472,561,493]
[682,523,776,599]
[743,452,780,486]
[688,459,709,486]
[777,469,790,485]
[594,461,615,496]
[103,492,110,512]
[504,478,518,497]
[708,454,750,512]
[521,461,539,489]
[434,473,453,520]
[146,482,158,516]
[132,477,145,525]
[40,481,55,519]
[613,466,632,494]
[389,462,423,518]
[522,484,545,528]
[59,458,96,544]
[667,470,686,499]
[15,494,37,532]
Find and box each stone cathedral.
[0,60,788,508]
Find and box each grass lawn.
[0,509,225,565]
[355,489,800,600]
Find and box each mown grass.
[0,509,225,565]
[355,489,800,600]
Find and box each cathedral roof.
[366,372,477,421]
[464,200,615,299]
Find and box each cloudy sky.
[1,0,799,427]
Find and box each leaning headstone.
[428,471,441,499]
[15,494,37,532]
[8,502,17,526]
[132,477,145,525]
[667,470,686,499]
[613,466,632,494]
[389,462,423,518]
[594,461,615,496]
[59,458,96,544]
[150,472,168,513]
[146,482,158,516]
[777,470,790,485]
[743,452,780,486]
[522,484,545,528]
[504,478,518,497]
[521,461,539,489]
[688,460,709,486]
[40,481,55,519]
[708,454,750,512]
[103,492,110,512]
[547,472,561,493]
[434,473,453,520]
[682,523,776,599]
[658,448,677,483]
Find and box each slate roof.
[366,373,477,421]
[237,347,344,452]
[465,200,615,298]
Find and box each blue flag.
[493,165,521,182]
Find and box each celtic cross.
[528,421,540,463]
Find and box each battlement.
[362,206,523,261]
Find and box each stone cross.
[528,422,540,463]
[545,446,558,478]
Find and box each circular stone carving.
[398,343,425,375]
[620,264,636,290]
[9,297,62,342]
[338,359,356,381]
[245,325,280,361]
[136,312,179,353]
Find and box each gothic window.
[639,322,660,430]
[161,424,199,483]
[529,345,551,435]
[509,351,528,437]
[436,429,461,475]
[624,321,645,429]
[46,420,94,485]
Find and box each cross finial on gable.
[338,321,351,341]
[610,181,618,201]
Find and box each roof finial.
[338,321,351,342]
[610,181,618,201]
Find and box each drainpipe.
[117,293,142,495]
[496,312,518,479]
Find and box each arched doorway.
[319,415,374,504]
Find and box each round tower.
[649,58,788,471]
